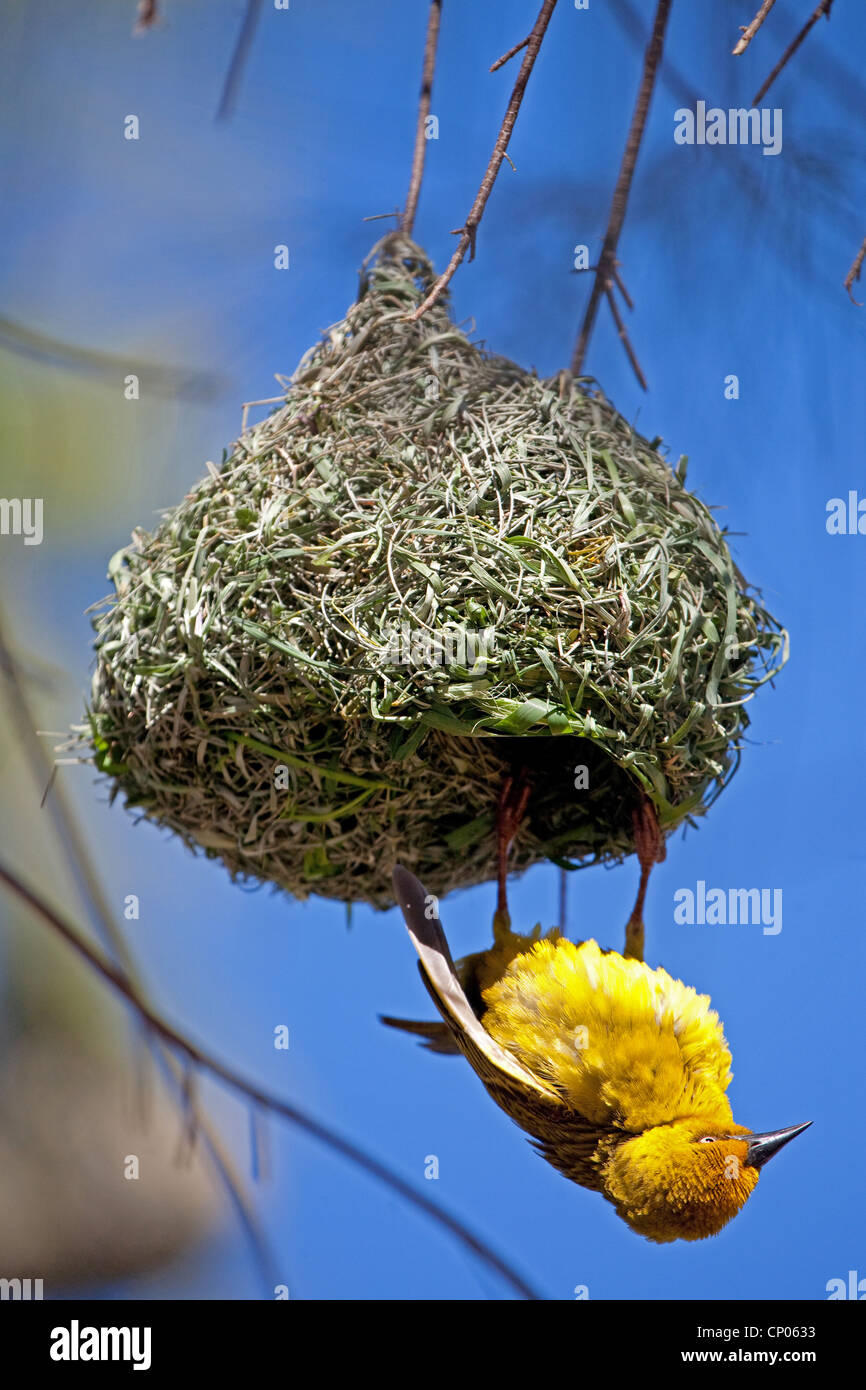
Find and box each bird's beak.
[744,1121,812,1169]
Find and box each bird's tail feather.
[379,1015,463,1055]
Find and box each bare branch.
[402,1,444,236]
[490,36,530,73]
[0,858,541,1301]
[844,233,866,304]
[0,316,224,401]
[732,1,778,55]
[752,0,835,105]
[133,0,159,35]
[216,0,264,122]
[611,262,634,310]
[571,0,673,380]
[409,0,559,321]
[0,611,278,1288]
[604,284,647,390]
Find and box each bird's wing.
[392,865,564,1107]
[379,1015,462,1054]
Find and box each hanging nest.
[85,233,786,909]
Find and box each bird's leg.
[493,768,532,935]
[624,796,666,962]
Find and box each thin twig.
[409,0,559,321]
[0,611,278,1290]
[604,284,648,390]
[844,233,866,304]
[732,0,778,55]
[402,1,444,236]
[571,0,673,380]
[0,858,541,1302]
[609,0,768,221]
[0,316,223,401]
[490,36,530,72]
[133,0,159,35]
[216,0,264,121]
[611,263,634,311]
[752,0,835,105]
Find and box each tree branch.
[0,857,541,1301]
[409,0,559,321]
[604,283,647,390]
[752,0,835,105]
[216,0,264,122]
[844,233,866,304]
[133,0,159,35]
[732,1,777,55]
[0,315,223,401]
[490,36,530,73]
[611,262,634,310]
[0,611,278,1290]
[570,0,673,381]
[558,866,568,931]
[402,0,444,236]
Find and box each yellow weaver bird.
[383,866,810,1243]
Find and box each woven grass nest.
[86,233,786,909]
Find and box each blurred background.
[0,0,864,1299]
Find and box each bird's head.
[602,1115,811,1242]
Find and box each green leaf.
[390,723,427,761]
[488,697,553,734]
[303,845,339,880]
[445,813,494,850]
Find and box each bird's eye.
[698,1136,718,1143]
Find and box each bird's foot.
[494,769,532,934]
[633,795,666,874]
[624,796,665,961]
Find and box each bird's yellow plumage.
[385,866,810,1243]
[482,936,733,1130]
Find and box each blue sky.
[1,0,864,1299]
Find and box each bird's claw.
[495,769,532,932]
